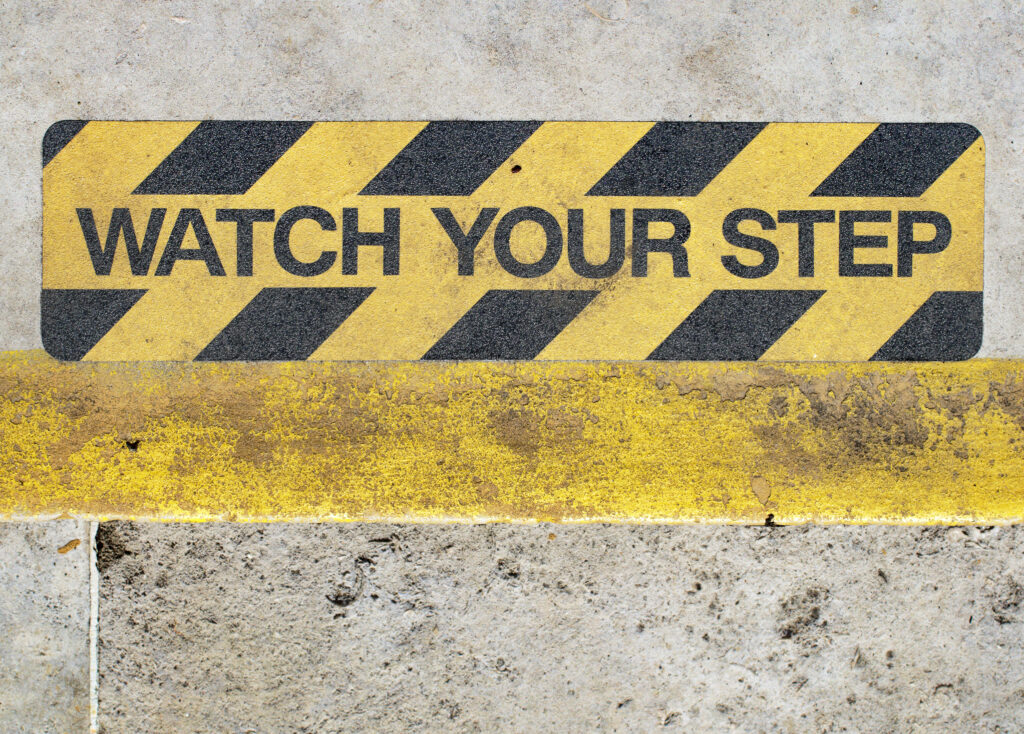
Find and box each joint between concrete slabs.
[89,521,99,734]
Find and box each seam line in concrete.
[89,520,98,734]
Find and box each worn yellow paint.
[44,122,984,361]
[1,350,1022,523]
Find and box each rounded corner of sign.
[44,119,75,134]
[962,122,984,145]
[941,316,984,363]
[958,122,986,164]
[40,315,77,363]
[41,120,86,160]
[39,333,71,362]
[39,341,70,362]
[959,327,985,362]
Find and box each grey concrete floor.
[2,0,1024,731]
[96,523,1024,733]
[0,522,90,734]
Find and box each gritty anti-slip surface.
[42,121,983,362]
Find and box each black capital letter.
[721,208,779,279]
[77,207,166,276]
[778,210,835,277]
[838,210,892,277]
[432,207,498,276]
[897,211,951,277]
[632,209,689,277]
[342,208,400,276]
[274,206,337,277]
[567,209,625,278]
[493,207,563,278]
[216,209,275,276]
[155,208,225,276]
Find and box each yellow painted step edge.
[1,350,1022,524]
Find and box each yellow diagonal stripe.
[85,284,263,361]
[761,285,932,361]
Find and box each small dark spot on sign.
[764,513,776,527]
[510,164,522,173]
[125,439,140,451]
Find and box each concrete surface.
[2,0,1024,731]
[98,522,1024,733]
[0,522,90,734]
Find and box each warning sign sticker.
[41,121,983,361]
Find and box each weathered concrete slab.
[99,522,1024,732]
[0,521,90,734]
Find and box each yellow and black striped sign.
[42,121,983,361]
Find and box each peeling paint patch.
[751,477,771,506]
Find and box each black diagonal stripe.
[649,289,824,361]
[871,291,982,361]
[812,123,981,197]
[423,289,597,360]
[41,288,147,360]
[359,121,542,196]
[196,287,373,361]
[195,286,372,360]
[132,121,313,195]
[42,120,88,167]
[586,122,767,197]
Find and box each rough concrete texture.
[1,0,1023,355]
[0,522,90,734]
[3,1,1024,731]
[99,522,1024,733]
